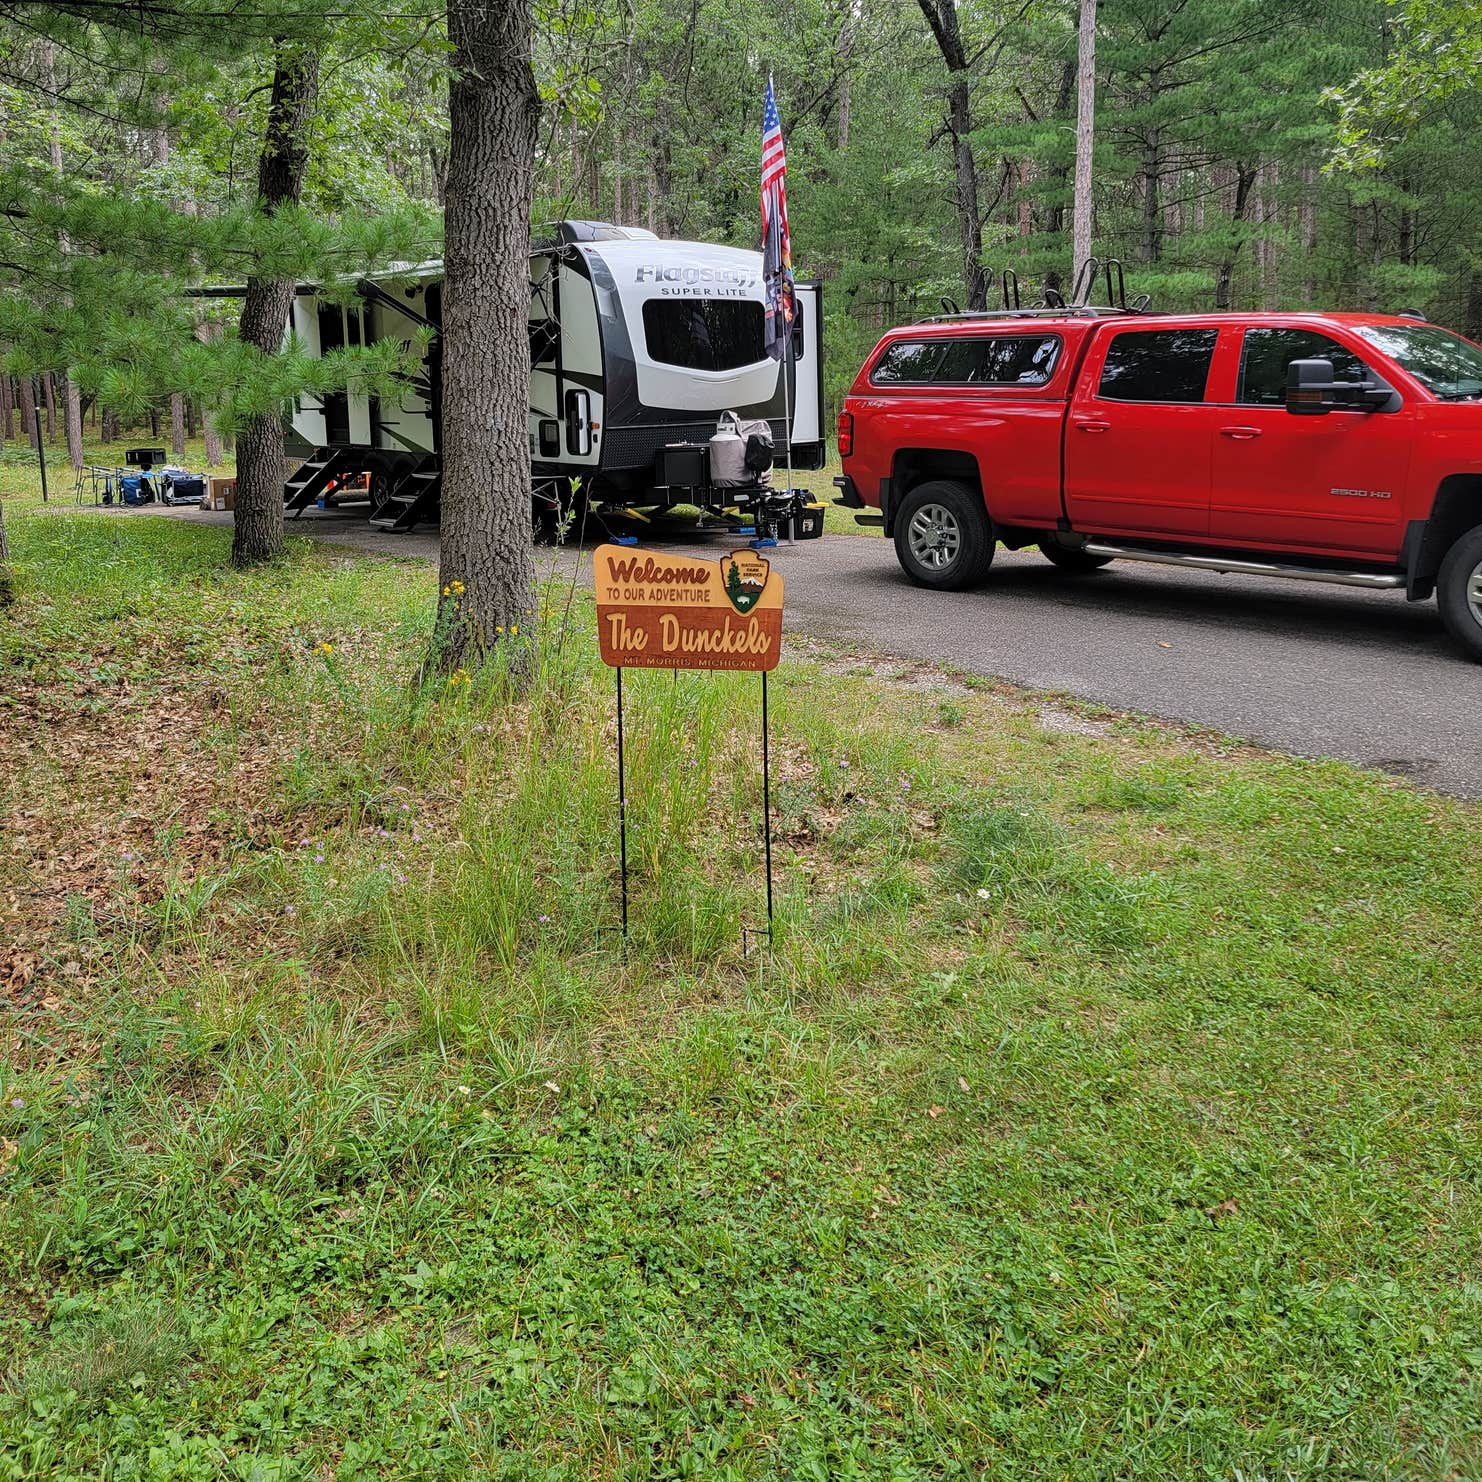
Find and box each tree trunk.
[170,393,186,459]
[101,406,118,443]
[42,373,56,443]
[233,42,319,567]
[438,0,539,669]
[917,0,988,310]
[1072,0,1097,292]
[1141,123,1161,264]
[19,378,37,451]
[948,79,988,309]
[836,22,853,152]
[1,374,12,444]
[0,492,11,608]
[64,378,83,470]
[195,320,226,466]
[1215,166,1259,310]
[1464,271,1482,342]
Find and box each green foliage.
[0,5,441,425]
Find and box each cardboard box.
[203,476,236,512]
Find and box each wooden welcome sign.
[593,544,784,672]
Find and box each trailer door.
[789,282,824,463]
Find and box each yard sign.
[592,543,784,946]
[593,544,783,672]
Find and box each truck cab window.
[1238,329,1368,405]
[642,299,765,372]
[1097,329,1218,404]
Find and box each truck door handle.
[1074,420,1110,434]
[1220,425,1262,439]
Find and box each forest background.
[0,0,1477,456]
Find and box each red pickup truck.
[833,308,1482,659]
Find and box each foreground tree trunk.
[233,43,319,567]
[436,0,539,669]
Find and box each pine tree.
[435,0,540,669]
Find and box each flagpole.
[781,302,795,544]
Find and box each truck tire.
[1436,523,1482,661]
[893,481,994,590]
[1039,539,1113,574]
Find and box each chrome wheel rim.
[1468,558,1482,628]
[907,503,962,571]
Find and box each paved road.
[180,507,1482,798]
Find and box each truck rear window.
[1097,329,1218,404]
[871,335,1061,387]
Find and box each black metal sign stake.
[762,670,774,925]
[32,387,48,504]
[744,671,775,957]
[617,665,629,938]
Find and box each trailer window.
[642,299,766,372]
[1097,328,1218,403]
[872,335,1061,386]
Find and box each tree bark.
[42,373,56,443]
[1214,166,1259,310]
[438,0,540,669]
[0,492,11,607]
[1,375,12,445]
[19,378,37,451]
[1072,0,1097,292]
[170,393,186,459]
[64,378,83,469]
[233,42,319,568]
[1141,121,1161,263]
[917,0,989,310]
[1464,271,1482,342]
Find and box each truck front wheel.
[1436,524,1482,661]
[893,481,994,591]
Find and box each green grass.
[2,510,1481,1478]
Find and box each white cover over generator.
[279,221,826,534]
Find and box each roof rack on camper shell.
[920,255,1156,326]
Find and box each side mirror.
[1287,358,1399,415]
[1286,359,1336,415]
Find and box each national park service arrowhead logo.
[722,550,770,615]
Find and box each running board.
[1081,543,1406,590]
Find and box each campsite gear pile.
[646,411,819,544]
[73,446,207,508]
[707,412,775,488]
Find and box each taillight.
[837,410,854,458]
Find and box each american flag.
[761,76,794,362]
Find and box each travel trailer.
[279,221,826,534]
